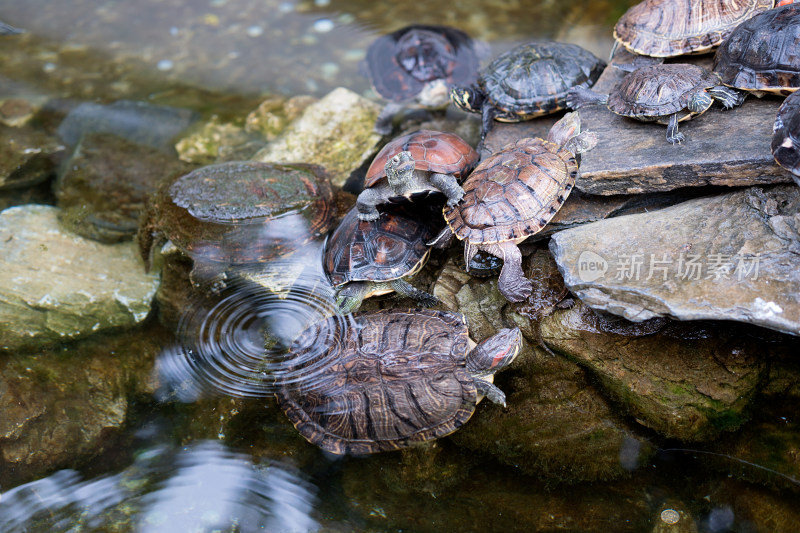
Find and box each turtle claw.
[667,131,685,145]
[417,293,440,308]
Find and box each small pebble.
[157,59,174,71]
[660,509,680,525]
[313,19,334,33]
[321,62,340,78]
[314,0,331,5]
[246,25,264,37]
[278,2,294,13]
[43,62,57,73]
[209,0,227,5]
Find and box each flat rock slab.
[549,185,800,336]
[483,57,794,196]
[0,205,160,351]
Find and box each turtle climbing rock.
[324,206,439,314]
[450,41,605,142]
[612,0,776,59]
[138,161,335,290]
[430,112,596,303]
[712,3,800,96]
[363,24,482,134]
[356,129,478,221]
[275,308,523,455]
[567,63,743,144]
[772,89,800,186]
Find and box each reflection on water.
[0,441,319,533]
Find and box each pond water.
[2,0,800,531]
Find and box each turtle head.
[334,282,369,315]
[384,150,416,193]
[450,84,484,114]
[466,327,522,375]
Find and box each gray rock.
[57,100,198,152]
[0,205,160,351]
[550,185,800,336]
[253,87,382,187]
[0,123,63,190]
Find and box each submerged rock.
[550,185,800,336]
[55,133,194,243]
[0,123,63,190]
[253,87,383,187]
[540,301,766,441]
[0,205,159,351]
[174,117,265,165]
[244,94,316,141]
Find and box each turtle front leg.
[566,86,609,110]
[474,378,507,407]
[428,225,454,249]
[389,278,439,307]
[665,113,685,145]
[707,85,746,109]
[477,241,532,303]
[355,186,387,221]
[374,102,404,135]
[480,104,498,144]
[335,281,370,314]
[429,172,465,207]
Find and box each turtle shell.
[150,161,334,264]
[364,24,481,103]
[480,41,605,118]
[713,4,800,94]
[607,63,721,121]
[364,130,478,188]
[772,89,800,179]
[275,308,477,455]
[444,138,578,245]
[324,206,434,287]
[613,0,774,58]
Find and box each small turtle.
[430,112,596,303]
[363,24,482,135]
[567,63,743,144]
[138,161,334,290]
[356,130,478,221]
[713,3,800,96]
[275,308,522,455]
[324,206,439,314]
[450,41,605,142]
[612,0,776,59]
[772,89,800,185]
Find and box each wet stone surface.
[550,185,800,336]
[0,122,63,190]
[0,205,160,351]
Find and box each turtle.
[612,0,777,59]
[356,129,478,221]
[362,24,482,135]
[567,63,744,144]
[712,3,800,96]
[324,206,439,314]
[772,89,800,185]
[450,41,606,143]
[138,160,335,291]
[275,308,523,455]
[429,112,596,303]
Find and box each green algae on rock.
[0,205,159,352]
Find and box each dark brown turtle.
[356,130,478,221]
[450,41,605,142]
[430,112,596,303]
[567,63,743,144]
[772,89,800,185]
[363,24,482,135]
[324,206,439,314]
[138,161,334,290]
[613,0,776,58]
[713,3,800,96]
[275,308,522,455]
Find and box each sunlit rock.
[0,205,160,351]
[550,185,800,336]
[253,87,382,187]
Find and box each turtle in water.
[356,130,478,221]
[612,0,778,59]
[772,89,800,186]
[713,3,800,97]
[430,112,596,303]
[450,41,605,143]
[138,161,335,291]
[363,24,482,135]
[567,63,743,144]
[324,206,439,314]
[275,308,523,455]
